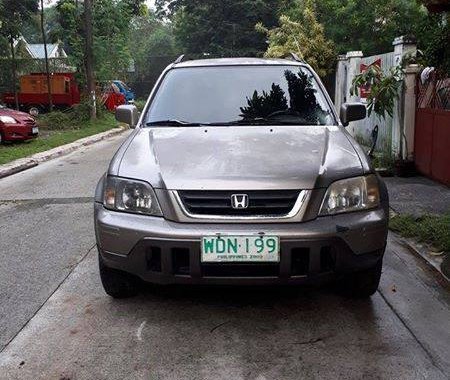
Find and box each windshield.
[145,65,336,126]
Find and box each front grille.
[178,190,300,216]
[24,118,36,127]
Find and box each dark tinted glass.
[146,65,335,125]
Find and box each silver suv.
[94,57,389,298]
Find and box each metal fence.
[417,71,450,110]
[415,72,450,186]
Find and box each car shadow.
[137,281,375,312]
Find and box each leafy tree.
[21,7,60,44]
[129,11,175,86]
[53,1,85,78]
[416,12,450,75]
[307,0,427,56]
[157,0,282,57]
[0,0,39,108]
[257,0,335,77]
[52,0,146,84]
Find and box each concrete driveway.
[0,133,449,380]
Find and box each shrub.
[37,111,75,130]
[37,98,107,130]
[134,99,146,112]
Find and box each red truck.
[2,73,81,115]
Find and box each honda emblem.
[231,194,249,209]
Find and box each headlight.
[103,176,162,216]
[0,116,17,124]
[319,175,380,216]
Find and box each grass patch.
[0,113,119,165]
[390,213,450,252]
[371,150,395,171]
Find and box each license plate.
[201,235,280,263]
[32,127,39,134]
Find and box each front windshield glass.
[146,65,336,126]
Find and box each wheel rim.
[29,107,39,116]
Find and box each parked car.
[94,57,389,299]
[0,104,39,143]
[112,80,135,103]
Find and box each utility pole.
[9,37,19,110]
[84,0,96,119]
[40,0,53,112]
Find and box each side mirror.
[340,102,367,127]
[115,104,139,128]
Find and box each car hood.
[117,125,364,190]
[0,108,33,122]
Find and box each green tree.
[308,0,427,56]
[21,7,60,44]
[257,0,335,77]
[129,11,175,79]
[416,12,450,75]
[52,0,146,84]
[157,0,282,57]
[0,0,39,108]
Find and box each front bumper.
[2,125,38,141]
[95,203,388,285]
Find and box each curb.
[396,235,450,283]
[0,127,126,179]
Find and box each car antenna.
[287,52,306,64]
[174,54,186,64]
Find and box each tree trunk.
[41,0,53,111]
[84,0,96,120]
[9,38,19,110]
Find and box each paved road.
[0,134,449,380]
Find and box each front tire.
[98,254,141,298]
[340,259,383,298]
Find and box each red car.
[0,105,39,144]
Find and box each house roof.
[11,36,67,59]
[27,44,60,59]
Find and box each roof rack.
[287,52,306,63]
[174,54,185,64]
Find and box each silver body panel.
[94,57,389,285]
[115,125,364,191]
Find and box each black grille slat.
[179,190,300,216]
[24,119,36,127]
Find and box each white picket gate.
[334,36,418,159]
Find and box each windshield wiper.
[209,116,306,126]
[146,119,202,127]
[208,117,269,126]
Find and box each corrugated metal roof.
[27,44,59,59]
